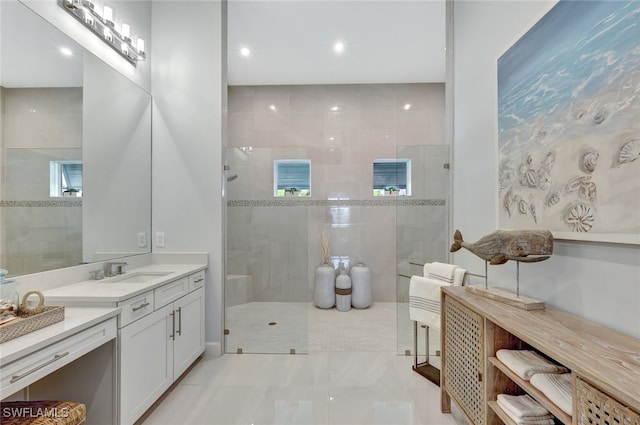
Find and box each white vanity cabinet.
[118,273,205,425]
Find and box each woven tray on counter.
[0,291,65,343]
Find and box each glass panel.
[396,145,449,366]
[225,147,309,354]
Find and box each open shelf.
[489,357,572,425]
[487,401,517,425]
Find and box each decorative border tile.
[228,199,445,207]
[0,199,83,207]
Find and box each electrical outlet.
[137,232,147,248]
[155,232,165,248]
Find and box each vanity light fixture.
[60,0,146,66]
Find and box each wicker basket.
[0,291,65,343]
[576,376,640,425]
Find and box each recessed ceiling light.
[240,47,251,57]
[403,103,412,111]
[60,47,72,56]
[331,106,339,112]
[269,104,277,111]
[333,42,345,54]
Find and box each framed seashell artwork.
[496,1,640,244]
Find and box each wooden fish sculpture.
[450,229,553,265]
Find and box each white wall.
[151,1,225,351]
[451,1,640,338]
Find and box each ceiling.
[1,0,446,88]
[227,0,446,86]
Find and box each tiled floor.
[225,302,437,356]
[140,351,460,425]
[141,302,458,424]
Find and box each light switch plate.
[155,232,165,247]
[137,232,146,248]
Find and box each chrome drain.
[268,322,277,326]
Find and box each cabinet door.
[173,287,205,378]
[119,304,174,425]
[443,295,485,425]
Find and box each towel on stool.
[496,394,553,424]
[409,276,447,329]
[530,372,573,415]
[424,262,458,284]
[497,349,568,380]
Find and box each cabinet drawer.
[0,317,117,398]
[118,291,155,327]
[188,271,206,291]
[154,278,188,309]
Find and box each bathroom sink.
[107,271,173,283]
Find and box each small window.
[50,160,83,197]
[274,159,311,197]
[373,159,411,196]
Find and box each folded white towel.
[496,394,551,419]
[530,373,573,416]
[452,267,467,286]
[424,261,458,283]
[409,276,447,329]
[497,349,568,380]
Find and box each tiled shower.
[224,83,449,354]
[0,87,83,276]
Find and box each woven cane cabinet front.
[440,286,640,425]
[442,296,485,425]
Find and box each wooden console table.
[440,286,640,425]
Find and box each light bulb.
[137,38,145,54]
[103,6,113,26]
[121,23,131,41]
[83,8,94,25]
[104,28,113,42]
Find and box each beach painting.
[497,0,640,244]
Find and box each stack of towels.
[496,349,573,416]
[496,394,554,425]
[409,262,466,329]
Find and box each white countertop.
[0,307,120,365]
[42,264,207,304]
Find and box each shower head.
[226,174,238,182]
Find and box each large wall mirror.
[0,0,152,277]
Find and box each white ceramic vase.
[314,264,335,309]
[335,269,352,312]
[350,262,372,308]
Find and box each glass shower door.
[224,147,309,354]
[396,145,450,369]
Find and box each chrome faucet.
[104,261,128,277]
